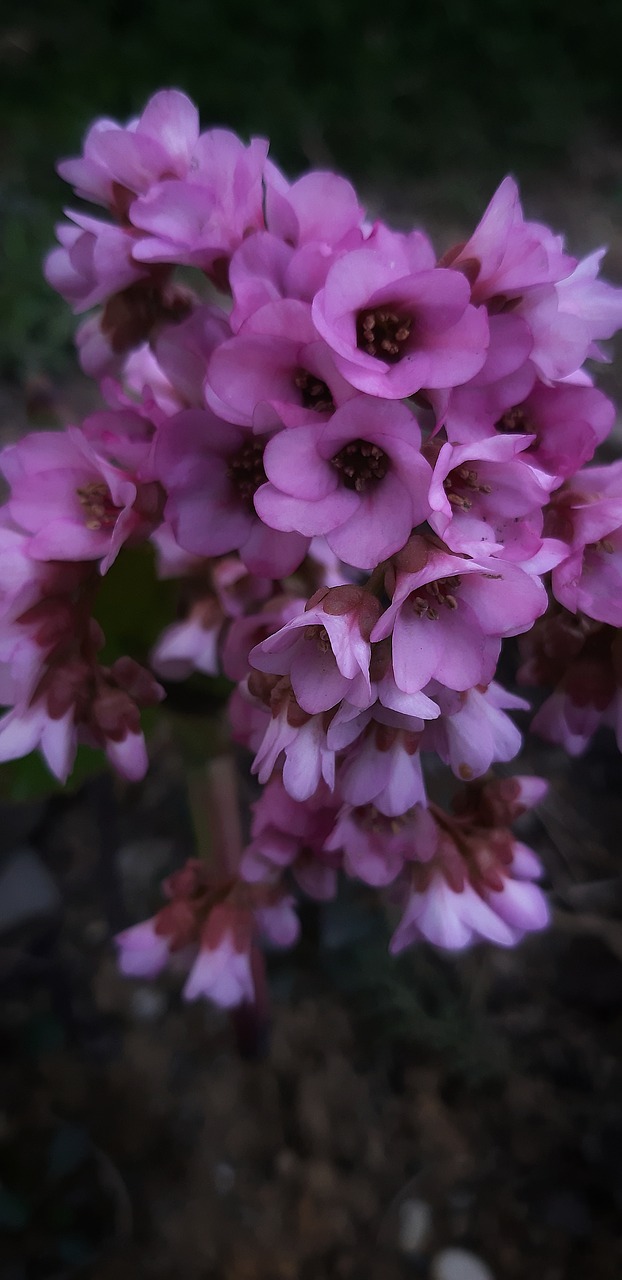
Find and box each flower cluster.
[5,89,622,1012]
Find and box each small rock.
[130,986,167,1021]
[213,1161,235,1195]
[432,1247,494,1280]
[0,847,61,934]
[398,1198,432,1253]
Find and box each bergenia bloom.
[155,408,309,576]
[255,396,432,569]
[371,536,547,693]
[12,85,622,1012]
[0,427,162,572]
[312,236,489,398]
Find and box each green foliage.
[2,0,622,375]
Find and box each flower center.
[76,482,121,531]
[228,440,267,506]
[356,307,413,362]
[443,465,492,510]
[331,439,389,492]
[496,405,529,434]
[294,368,335,414]
[410,575,461,620]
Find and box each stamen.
[227,440,267,506]
[76,482,121,531]
[356,307,413,362]
[331,439,389,492]
[294,369,335,414]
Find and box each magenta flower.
[444,176,574,304]
[426,433,553,558]
[390,804,549,953]
[264,163,365,249]
[312,239,489,398]
[57,89,201,212]
[0,428,160,572]
[549,461,622,625]
[129,131,269,272]
[371,536,547,693]
[155,409,309,576]
[249,585,380,714]
[255,397,432,569]
[422,681,527,781]
[45,214,147,312]
[206,299,356,428]
[445,376,614,485]
[242,776,340,901]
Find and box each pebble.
[432,1247,494,1280]
[398,1198,432,1253]
[213,1161,236,1195]
[130,986,167,1021]
[0,846,61,934]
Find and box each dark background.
[2,5,622,1278]
[3,0,622,377]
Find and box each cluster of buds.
[4,89,622,1011]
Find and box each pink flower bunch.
[4,88,622,1011]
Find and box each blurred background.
[1,3,622,1278]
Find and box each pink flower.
[115,919,172,979]
[205,299,356,428]
[0,643,163,783]
[324,803,434,887]
[249,585,380,714]
[256,397,432,569]
[45,214,147,312]
[246,673,336,800]
[155,409,309,576]
[446,378,614,486]
[422,681,527,780]
[549,461,622,625]
[390,801,549,953]
[426,433,553,558]
[336,713,426,816]
[183,906,256,1006]
[372,536,547,693]
[150,599,223,680]
[242,776,340,900]
[445,176,574,304]
[264,163,365,249]
[312,238,489,398]
[57,90,201,211]
[129,131,268,272]
[0,428,162,572]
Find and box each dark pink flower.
[549,461,622,625]
[312,239,489,398]
[206,299,356,428]
[0,428,161,572]
[57,89,201,212]
[155,409,309,576]
[45,214,147,312]
[249,585,380,714]
[426,433,553,558]
[256,397,432,569]
[372,536,547,693]
[129,131,268,272]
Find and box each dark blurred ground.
[1,730,622,1279]
[2,4,622,1277]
